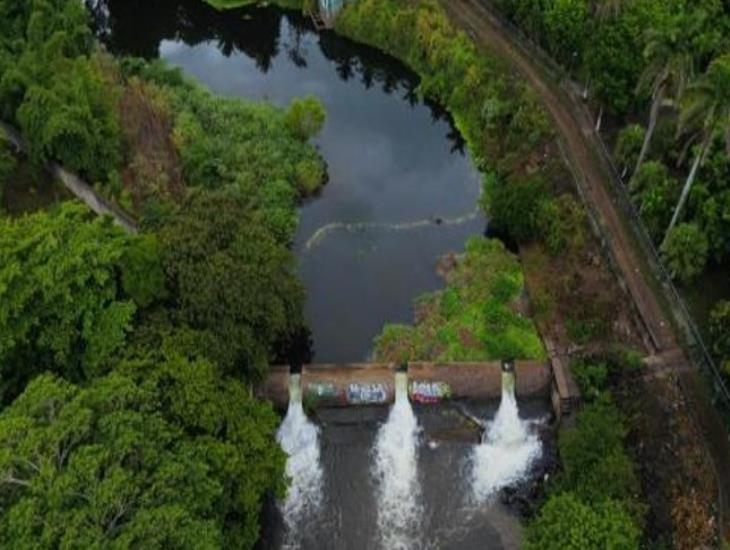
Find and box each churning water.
[277,374,324,545]
[373,373,423,549]
[470,371,542,503]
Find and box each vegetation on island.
[375,237,545,363]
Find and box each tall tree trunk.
[595,106,603,132]
[631,89,663,184]
[663,132,712,246]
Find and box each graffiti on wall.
[409,381,452,404]
[306,382,338,400]
[346,383,388,405]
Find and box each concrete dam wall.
[260,361,553,409]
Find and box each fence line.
[479,2,730,410]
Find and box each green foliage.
[526,493,640,550]
[556,400,639,506]
[0,1,121,181]
[661,222,709,283]
[168,79,325,206]
[157,190,305,381]
[121,234,167,308]
[0,355,285,549]
[538,193,587,254]
[543,0,589,66]
[285,95,326,141]
[614,124,645,172]
[629,161,678,241]
[0,136,17,203]
[375,237,545,362]
[710,301,730,373]
[482,173,548,242]
[571,359,609,401]
[0,202,134,402]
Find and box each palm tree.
[631,26,694,184]
[663,54,730,245]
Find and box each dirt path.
[442,0,730,540]
[444,0,675,353]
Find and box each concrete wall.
[261,361,552,408]
[302,363,398,408]
[408,361,551,402]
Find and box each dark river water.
[91,3,550,549]
[92,0,483,363]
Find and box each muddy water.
[94,0,483,362]
[93,3,551,548]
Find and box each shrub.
[556,400,639,507]
[285,95,326,141]
[526,493,640,550]
[615,124,645,175]
[482,173,548,242]
[661,223,709,284]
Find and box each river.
[92,2,550,548]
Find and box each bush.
[538,193,586,255]
[556,400,639,507]
[0,136,17,202]
[284,95,326,141]
[482,173,548,242]
[121,234,167,308]
[661,223,709,284]
[526,493,640,550]
[710,301,730,371]
[615,124,645,175]
[629,161,678,242]
[571,359,609,401]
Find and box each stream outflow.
[277,372,542,549]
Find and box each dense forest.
[1,0,728,548]
[0,0,328,546]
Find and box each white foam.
[277,374,324,545]
[373,372,422,549]
[470,371,542,502]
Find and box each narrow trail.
[442,0,730,539]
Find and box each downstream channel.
[93,2,551,548]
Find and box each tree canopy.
[0,353,285,549]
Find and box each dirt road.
[444,0,675,353]
[442,0,730,539]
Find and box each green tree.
[710,300,730,374]
[284,95,326,141]
[543,0,588,66]
[661,222,709,283]
[120,234,167,308]
[556,400,639,506]
[629,161,678,241]
[0,353,285,549]
[158,190,305,381]
[482,173,548,242]
[614,124,645,176]
[631,23,694,183]
[526,493,640,550]
[666,54,730,243]
[0,135,17,203]
[0,202,134,402]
